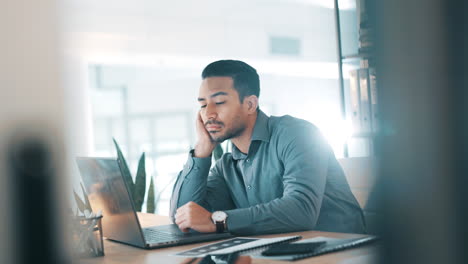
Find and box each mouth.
[206,125,222,132]
[205,121,223,132]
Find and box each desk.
[77,213,378,264]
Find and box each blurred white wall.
[62,0,337,61]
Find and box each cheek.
[200,110,209,123]
[200,113,207,123]
[216,111,230,125]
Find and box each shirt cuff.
[182,149,212,178]
[225,208,253,234]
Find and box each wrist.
[210,216,217,233]
[211,211,228,233]
[193,144,214,158]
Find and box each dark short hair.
[201,60,260,103]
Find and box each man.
[170,60,366,235]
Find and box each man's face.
[198,77,248,143]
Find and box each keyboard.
[142,224,200,243]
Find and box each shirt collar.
[251,110,270,143]
[231,110,270,160]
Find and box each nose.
[205,103,217,120]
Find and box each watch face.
[212,211,227,222]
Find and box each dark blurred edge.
[449,0,468,261]
[374,0,467,263]
[7,132,69,264]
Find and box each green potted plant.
[113,138,154,212]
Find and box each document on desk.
[174,236,301,257]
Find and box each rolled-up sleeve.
[225,126,330,235]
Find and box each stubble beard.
[210,125,245,143]
[208,119,246,143]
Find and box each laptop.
[76,157,232,249]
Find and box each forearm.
[225,193,320,235]
[169,154,212,221]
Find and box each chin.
[210,132,228,143]
[211,136,227,143]
[211,126,244,143]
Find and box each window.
[270,36,301,56]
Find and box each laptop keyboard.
[143,228,180,242]
[142,224,199,243]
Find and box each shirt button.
[247,185,252,190]
[246,159,250,162]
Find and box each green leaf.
[73,190,87,214]
[213,144,224,161]
[113,138,134,195]
[133,152,146,212]
[146,177,155,213]
[80,182,93,212]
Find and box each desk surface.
[77,213,378,264]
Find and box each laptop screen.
[76,157,145,247]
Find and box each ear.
[245,95,258,114]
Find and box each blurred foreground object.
[374,0,468,263]
[7,133,70,263]
[0,0,71,263]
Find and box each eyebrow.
[197,91,229,101]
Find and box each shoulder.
[266,115,332,161]
[268,115,330,156]
[269,115,321,138]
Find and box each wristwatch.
[211,211,228,233]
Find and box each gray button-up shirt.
[170,110,366,235]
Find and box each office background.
[63,0,364,214]
[1,0,466,263]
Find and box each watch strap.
[215,221,225,233]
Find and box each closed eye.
[200,105,207,108]
[215,101,226,105]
